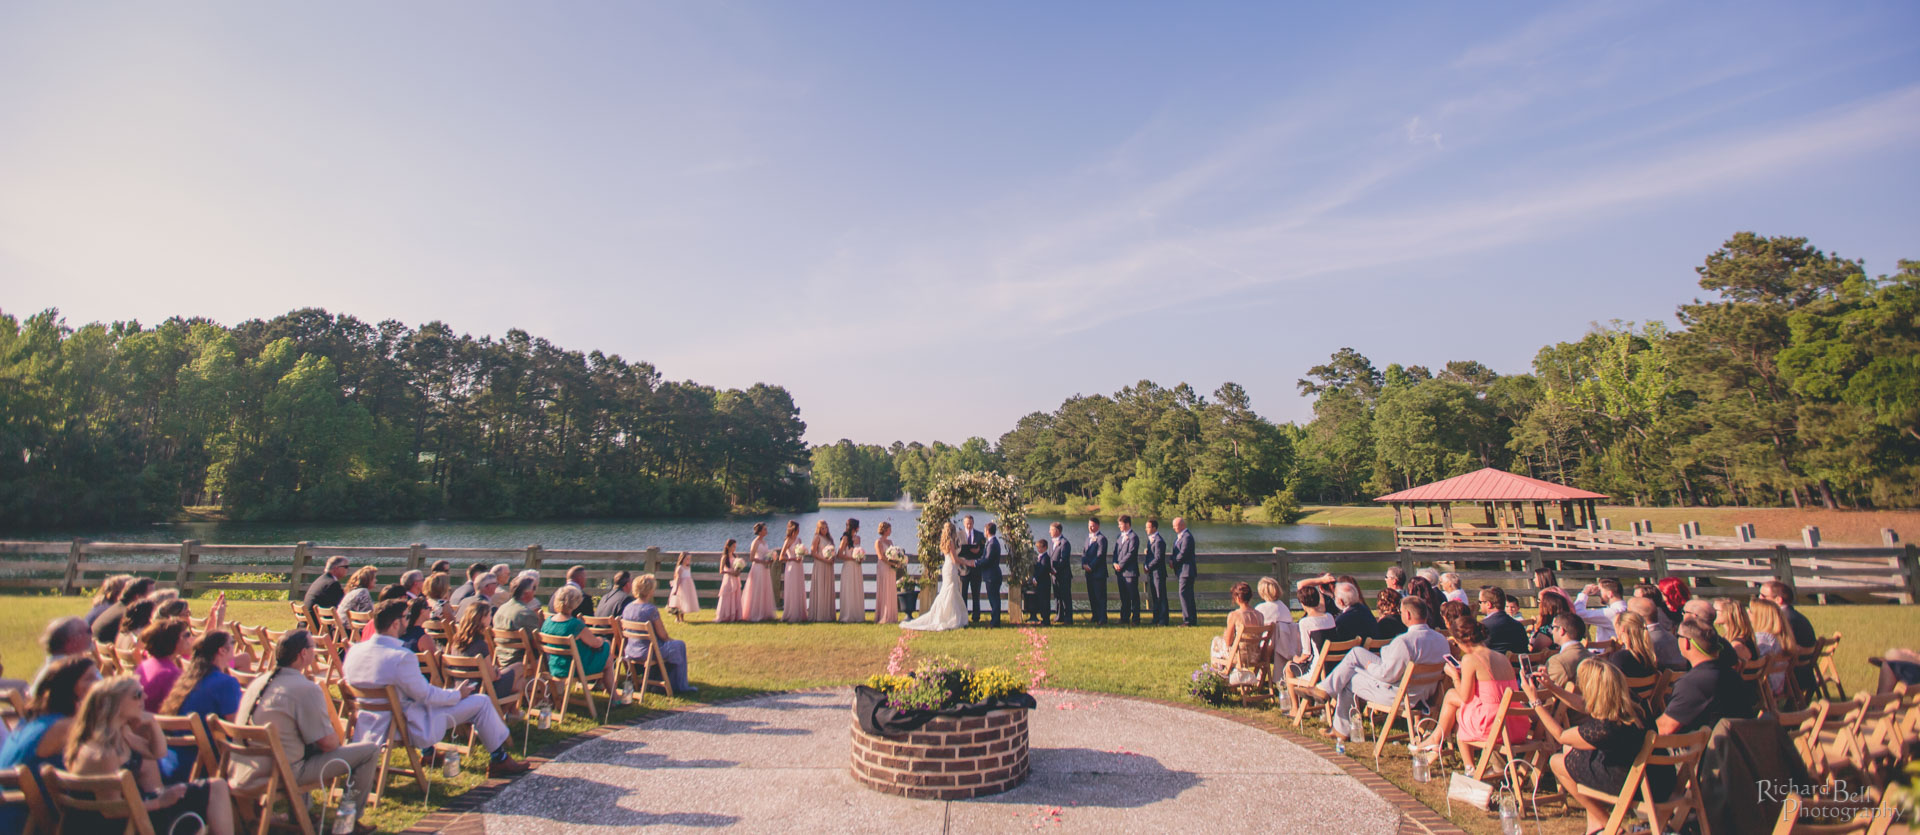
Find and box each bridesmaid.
[809,520,837,622]
[780,521,808,623]
[873,520,899,624]
[838,519,865,623]
[714,539,743,623]
[668,551,701,623]
[742,522,777,622]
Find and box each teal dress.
[540,616,608,678]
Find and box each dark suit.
[1144,531,1170,625]
[1785,604,1818,694]
[1310,604,1377,646]
[959,527,984,620]
[970,536,1004,625]
[1171,528,1197,626]
[1081,531,1110,624]
[303,573,344,628]
[1048,536,1074,624]
[1112,528,1140,624]
[1482,610,1531,655]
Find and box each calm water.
[19,507,1393,554]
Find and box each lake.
[17,507,1394,554]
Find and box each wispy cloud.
[1452,0,1644,69]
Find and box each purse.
[1446,771,1496,810]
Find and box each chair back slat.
[151,714,216,782]
[39,766,156,835]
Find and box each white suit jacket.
[343,634,463,747]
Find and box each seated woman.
[620,575,696,694]
[1521,659,1674,834]
[1374,588,1407,640]
[451,600,525,703]
[1422,613,1529,751]
[1209,583,1266,685]
[1252,577,1301,665]
[425,572,453,622]
[1748,598,1797,696]
[335,565,380,635]
[1714,598,1758,662]
[1285,585,1336,677]
[542,585,618,694]
[1606,611,1660,679]
[1405,576,1446,621]
[136,618,193,713]
[398,597,439,654]
[65,675,234,835]
[0,656,97,834]
[116,599,159,655]
[1531,591,1571,652]
[157,630,243,784]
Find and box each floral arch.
[915,471,1035,618]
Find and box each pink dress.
[809,537,837,622]
[714,554,744,622]
[668,564,701,615]
[781,542,809,622]
[1458,678,1530,743]
[873,536,898,624]
[742,537,777,622]
[839,539,864,623]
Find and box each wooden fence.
[1,539,1914,612]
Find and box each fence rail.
[2,539,1914,612]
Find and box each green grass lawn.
[5,594,1913,832]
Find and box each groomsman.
[1047,522,1074,625]
[1026,537,1051,623]
[959,515,985,619]
[1082,519,1110,625]
[972,522,1004,626]
[1143,519,1170,625]
[1172,516,1198,626]
[1112,515,1141,625]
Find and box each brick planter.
[849,708,1031,800]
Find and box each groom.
[970,521,1004,626]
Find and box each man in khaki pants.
[229,629,382,835]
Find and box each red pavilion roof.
[1374,468,1608,503]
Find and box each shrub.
[1188,666,1228,705]
[1261,488,1305,525]
[199,573,286,601]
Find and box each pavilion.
[1375,468,1608,550]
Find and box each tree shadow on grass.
[482,773,741,828]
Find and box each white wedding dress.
[900,554,968,632]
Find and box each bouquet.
[882,546,909,572]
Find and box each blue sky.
[2,2,1916,445]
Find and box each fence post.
[1802,527,1821,548]
[289,542,311,600]
[1903,544,1920,606]
[644,547,662,600]
[525,544,543,576]
[1679,524,1695,551]
[1772,544,1795,590]
[1272,548,1291,596]
[1883,529,1901,546]
[176,540,199,592]
[62,539,84,596]
[406,543,424,573]
[1525,548,1543,601]
[1397,548,1415,594]
[1648,546,1669,584]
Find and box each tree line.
[812,234,1919,515]
[0,308,813,528]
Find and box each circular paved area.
[467,688,1404,834]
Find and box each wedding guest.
[493,576,544,669]
[116,599,158,654]
[1544,613,1588,690]
[1171,517,1198,626]
[1082,518,1110,625]
[425,572,453,621]
[1478,587,1531,654]
[596,570,635,619]
[1143,519,1170,625]
[1439,573,1467,604]
[1658,577,1692,625]
[398,569,425,599]
[0,656,96,833]
[1522,659,1673,835]
[667,552,701,623]
[1383,565,1407,593]
[1630,583,1672,628]
[1532,591,1572,652]
[85,575,133,627]
[839,520,866,623]
[542,586,617,693]
[137,619,192,712]
[742,523,779,623]
[1416,566,1441,588]
[399,597,439,653]
[1504,597,1525,622]
[1254,577,1301,664]
[1608,611,1660,679]
[1208,583,1266,685]
[1681,597,1716,627]
[1439,600,1470,636]
[1046,523,1074,626]
[466,574,501,621]
[1658,618,1756,734]
[870,522,899,624]
[1532,567,1559,598]
[1374,589,1408,640]
[30,617,91,693]
[973,521,1004,626]
[1287,585,1336,676]
[1871,648,1920,694]
[1627,596,1689,671]
[160,630,242,723]
[94,577,156,645]
[1748,598,1797,696]
[565,565,593,609]
[362,584,410,641]
[336,565,380,625]
[1424,612,1528,752]
[1306,596,1448,742]
[451,601,524,703]
[428,559,451,575]
[621,575,695,693]
[1406,575,1446,623]
[65,675,234,835]
[344,602,529,777]
[810,520,837,622]
[1714,598,1759,662]
[450,563,488,610]
[1313,582,1376,646]
[302,557,350,631]
[489,564,515,606]
[1572,579,1625,643]
[780,521,808,623]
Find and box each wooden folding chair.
[1581,728,1713,835]
[288,601,310,632]
[1458,687,1565,810]
[492,628,545,702]
[414,652,442,688]
[1738,654,1776,713]
[535,632,598,723]
[315,609,342,646]
[1809,693,1902,790]
[1216,622,1276,706]
[1362,637,1392,651]
[1813,633,1846,702]
[1778,703,1831,768]
[1622,672,1667,714]
[423,620,451,649]
[1367,661,1447,765]
[345,611,373,642]
[151,714,217,782]
[340,683,432,807]
[1585,638,1617,654]
[212,718,326,835]
[617,619,675,708]
[0,764,53,835]
[38,766,157,835]
[581,616,620,660]
[438,655,523,753]
[1285,636,1362,727]
[114,646,143,676]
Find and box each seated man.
[1305,597,1448,741]
[1478,586,1531,655]
[1571,578,1625,643]
[1627,597,1689,671]
[492,576,543,669]
[1544,612,1587,690]
[231,629,382,835]
[448,563,489,610]
[1309,582,1376,647]
[1658,617,1757,735]
[343,600,529,776]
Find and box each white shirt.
[1572,592,1624,642]
[1255,601,1302,661]
[1295,610,1337,666]
[1444,588,1468,604]
[344,634,466,748]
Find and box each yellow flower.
[967,666,1027,703]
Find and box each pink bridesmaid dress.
[781,542,809,622]
[838,538,864,623]
[742,536,777,622]
[714,554,743,622]
[668,564,701,615]
[873,536,898,624]
[809,536,837,622]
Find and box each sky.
[2,1,1916,446]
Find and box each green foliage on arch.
[914,471,1034,587]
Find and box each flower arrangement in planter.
[851,655,1037,800]
[861,655,1031,717]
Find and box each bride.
[900,522,972,632]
